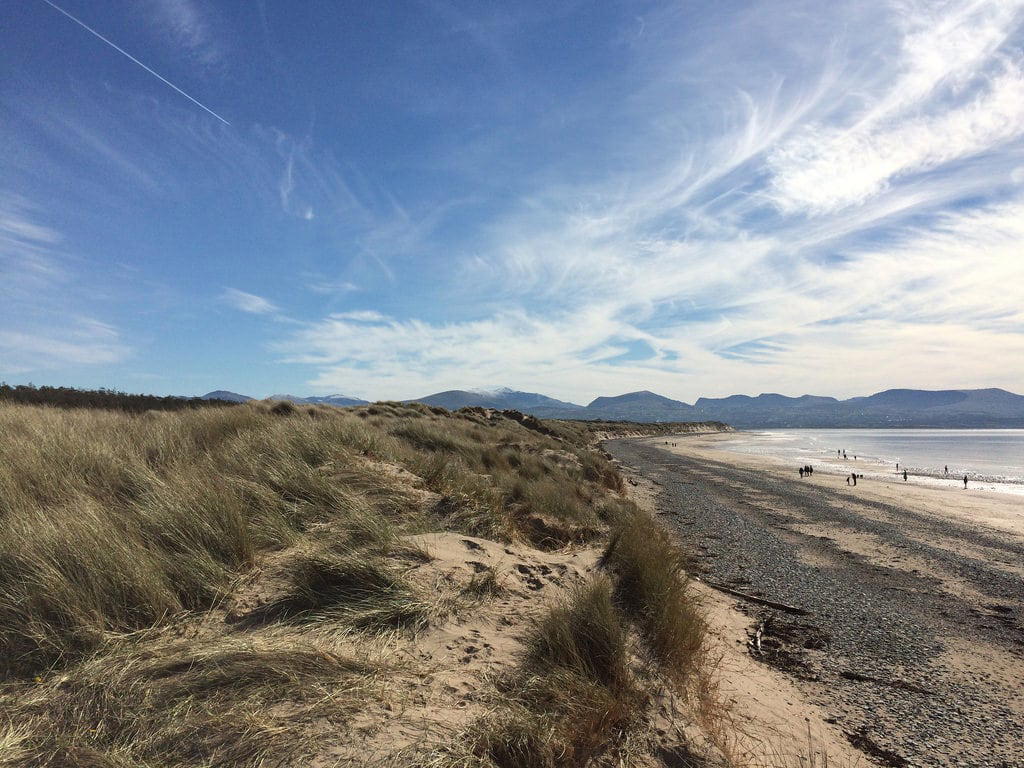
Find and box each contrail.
[40,0,230,125]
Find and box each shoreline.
[621,467,868,767]
[701,428,1024,494]
[657,431,1024,537]
[609,435,1024,767]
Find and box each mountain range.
[202,391,369,407]
[202,387,1024,427]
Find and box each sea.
[712,429,1024,496]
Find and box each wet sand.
[668,432,1024,537]
[608,434,1024,768]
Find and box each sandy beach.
[669,432,1024,538]
[610,433,1024,768]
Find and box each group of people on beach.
[797,451,973,489]
[896,461,968,488]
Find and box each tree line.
[0,384,240,413]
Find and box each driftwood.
[747,621,765,655]
[698,579,810,616]
[839,670,934,696]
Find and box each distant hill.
[409,387,585,413]
[593,387,1024,427]
[585,390,695,421]
[305,394,370,407]
[399,386,1024,426]
[200,386,1024,426]
[201,390,253,403]
[694,393,838,409]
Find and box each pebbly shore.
[607,437,1024,768]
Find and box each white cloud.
[768,0,1024,214]
[266,1,1024,402]
[147,0,222,66]
[0,195,130,373]
[0,322,128,374]
[331,310,388,322]
[769,64,1024,214]
[305,278,359,295]
[11,0,1024,400]
[280,190,1024,402]
[222,288,278,315]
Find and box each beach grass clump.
[603,503,707,683]
[475,576,642,768]
[575,449,625,493]
[2,634,376,768]
[240,547,432,632]
[0,396,724,767]
[0,404,422,674]
[502,477,603,548]
[460,567,506,600]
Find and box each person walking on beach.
[903,469,908,482]
[945,465,948,475]
[799,467,804,478]
[850,473,857,486]
[963,475,968,489]
[843,450,847,460]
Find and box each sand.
[613,434,1024,766]
[658,432,1024,539]
[624,470,869,767]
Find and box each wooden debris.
[699,579,810,616]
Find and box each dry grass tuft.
[474,576,643,768]
[1,633,377,768]
[238,548,432,632]
[602,502,708,684]
[460,567,506,600]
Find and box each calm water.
[717,429,1024,494]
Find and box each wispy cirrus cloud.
[767,0,1024,214]
[304,277,359,295]
[146,0,224,67]
[0,322,128,375]
[282,195,1024,400]
[276,0,1024,401]
[8,0,1024,399]
[222,288,278,315]
[0,194,129,375]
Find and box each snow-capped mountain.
[267,393,369,407]
[408,387,584,412]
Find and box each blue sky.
[3,0,1024,403]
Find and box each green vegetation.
[0,400,623,675]
[0,382,239,412]
[5,633,377,767]
[476,577,642,768]
[603,503,708,682]
[0,399,710,767]
[470,505,709,768]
